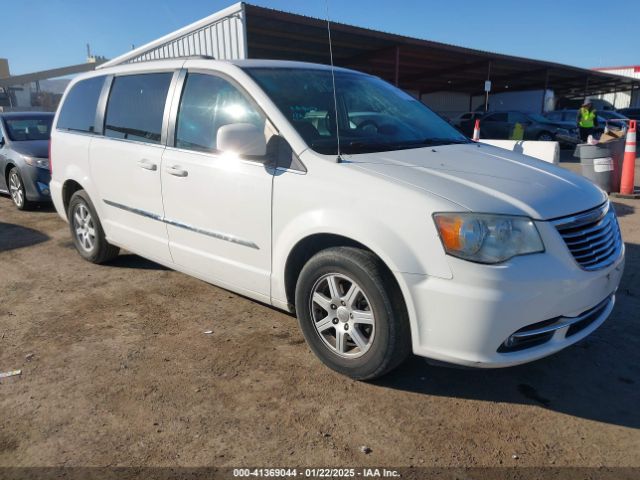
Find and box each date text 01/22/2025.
[232,468,401,477]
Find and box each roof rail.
[98,54,216,69]
[178,55,216,61]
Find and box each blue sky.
[2,0,639,75]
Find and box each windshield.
[528,113,551,123]
[3,116,53,141]
[243,67,469,155]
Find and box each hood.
[10,139,50,159]
[347,143,606,220]
[543,120,575,130]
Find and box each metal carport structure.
[100,2,640,102]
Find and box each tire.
[537,131,554,141]
[68,190,119,264]
[8,167,33,211]
[295,247,411,380]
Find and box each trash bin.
[573,138,625,193]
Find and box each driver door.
[160,69,274,301]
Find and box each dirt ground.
[0,160,639,470]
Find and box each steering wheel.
[357,119,380,133]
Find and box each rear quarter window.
[57,76,105,133]
[104,73,172,144]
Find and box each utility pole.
[484,62,492,112]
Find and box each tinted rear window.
[104,73,172,144]
[57,77,105,133]
[4,116,53,141]
[484,113,507,122]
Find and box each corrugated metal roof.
[98,2,247,68]
[593,67,640,80]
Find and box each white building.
[593,66,640,109]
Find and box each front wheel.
[8,167,33,210]
[537,131,554,141]
[295,247,411,380]
[68,190,119,264]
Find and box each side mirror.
[217,123,266,157]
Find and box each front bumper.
[21,165,51,202]
[402,219,625,367]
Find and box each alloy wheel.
[73,203,96,252]
[9,171,24,208]
[539,133,554,141]
[309,273,376,358]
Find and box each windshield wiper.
[313,138,470,154]
[418,138,471,146]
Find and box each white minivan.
[50,58,624,379]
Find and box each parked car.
[480,110,579,143]
[617,107,640,121]
[598,110,630,129]
[0,112,54,210]
[556,98,615,111]
[545,110,627,133]
[50,59,624,380]
[450,112,484,136]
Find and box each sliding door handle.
[138,159,157,171]
[165,165,188,177]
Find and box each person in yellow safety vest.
[576,101,598,142]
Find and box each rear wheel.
[8,167,33,210]
[537,131,554,141]
[295,247,411,380]
[68,190,119,263]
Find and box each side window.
[57,76,105,133]
[104,73,172,144]
[508,112,529,123]
[484,113,507,122]
[175,73,265,153]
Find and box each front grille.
[553,203,622,271]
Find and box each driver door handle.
[138,159,157,171]
[165,165,188,177]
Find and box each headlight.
[22,155,49,170]
[35,158,49,169]
[433,213,544,264]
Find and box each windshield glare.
[244,67,469,155]
[4,116,53,141]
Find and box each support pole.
[394,46,400,87]
[583,76,590,100]
[540,69,549,113]
[484,61,492,113]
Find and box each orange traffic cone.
[472,119,480,141]
[619,119,638,197]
